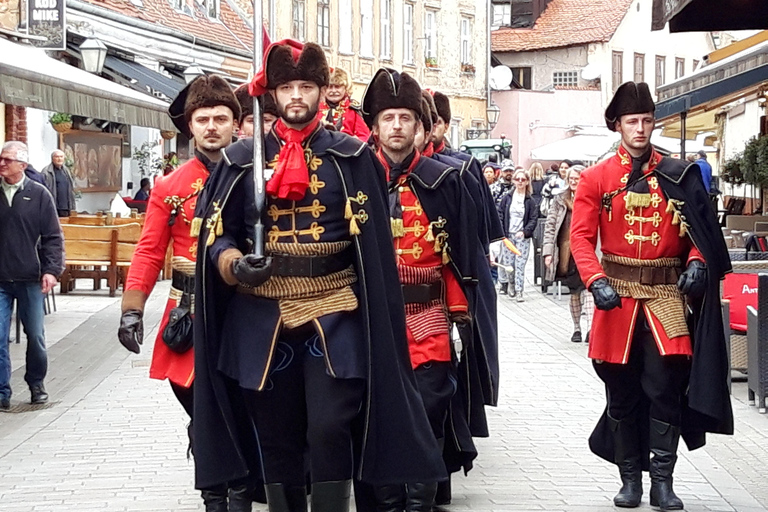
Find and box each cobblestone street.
[1,275,767,511]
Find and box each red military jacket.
[125,157,209,387]
[379,150,468,368]
[318,97,371,141]
[571,146,703,364]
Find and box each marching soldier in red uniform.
[317,67,371,141]
[117,75,257,511]
[362,68,477,511]
[571,82,732,511]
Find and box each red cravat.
[268,118,320,200]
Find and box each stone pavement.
[1,276,768,511]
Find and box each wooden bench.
[59,223,142,297]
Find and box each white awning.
[0,37,174,130]
[530,132,620,163]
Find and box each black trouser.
[413,361,456,439]
[170,381,194,419]
[242,327,364,487]
[593,311,691,426]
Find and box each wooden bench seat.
[59,223,142,297]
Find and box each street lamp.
[183,64,205,84]
[79,38,108,74]
[486,102,501,130]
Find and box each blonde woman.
[542,166,593,341]
[528,162,546,215]
[497,169,538,301]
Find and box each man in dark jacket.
[192,40,444,512]
[41,150,77,217]
[0,141,63,410]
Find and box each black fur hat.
[431,91,452,124]
[266,42,329,90]
[605,82,655,131]
[234,84,252,122]
[361,68,423,128]
[420,91,438,132]
[260,93,280,117]
[168,74,240,136]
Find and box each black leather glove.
[118,309,143,354]
[233,254,273,287]
[450,311,472,325]
[589,277,622,311]
[677,260,707,299]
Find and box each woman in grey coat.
[542,166,593,342]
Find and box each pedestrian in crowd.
[528,161,546,214]
[24,163,46,186]
[235,84,280,138]
[695,150,713,193]
[483,162,500,186]
[497,168,538,301]
[491,162,514,206]
[571,81,732,511]
[540,159,570,216]
[193,39,444,512]
[317,67,371,140]
[41,149,76,217]
[0,141,63,410]
[118,75,260,511]
[133,178,151,201]
[364,67,477,511]
[542,165,592,343]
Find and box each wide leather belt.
[603,259,681,286]
[270,247,354,278]
[172,270,196,294]
[401,281,443,304]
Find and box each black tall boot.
[201,486,228,512]
[264,483,308,512]
[372,485,406,512]
[405,482,437,512]
[649,419,684,511]
[435,475,451,506]
[609,415,643,508]
[311,480,352,512]
[228,484,253,512]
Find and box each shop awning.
[0,37,174,130]
[530,130,620,163]
[103,56,184,100]
[652,0,768,32]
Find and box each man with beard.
[118,75,258,511]
[490,162,514,208]
[317,67,370,141]
[571,82,732,511]
[361,68,478,511]
[235,84,280,138]
[192,40,444,512]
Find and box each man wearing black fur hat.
[192,41,445,512]
[118,75,259,511]
[570,82,732,510]
[235,84,279,138]
[361,68,479,511]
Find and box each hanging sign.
[27,0,66,50]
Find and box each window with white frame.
[338,0,352,53]
[292,0,306,42]
[204,0,218,18]
[317,0,330,47]
[492,1,511,27]
[403,3,414,64]
[171,0,183,10]
[380,0,392,59]
[424,10,437,63]
[460,17,472,65]
[552,71,578,87]
[360,0,374,57]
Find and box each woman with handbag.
[542,166,593,342]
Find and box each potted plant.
[132,141,163,178]
[425,56,438,69]
[50,112,73,133]
[461,63,476,74]
[161,130,177,140]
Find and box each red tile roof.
[492,0,633,53]
[79,0,254,54]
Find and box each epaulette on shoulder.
[222,138,255,168]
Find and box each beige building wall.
[262,0,488,145]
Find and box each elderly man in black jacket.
[41,149,77,217]
[0,141,63,410]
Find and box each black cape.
[193,127,446,489]
[589,159,733,468]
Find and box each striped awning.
[0,37,174,130]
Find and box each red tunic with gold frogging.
[570,146,703,364]
[317,97,371,141]
[382,152,468,369]
[125,158,209,388]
